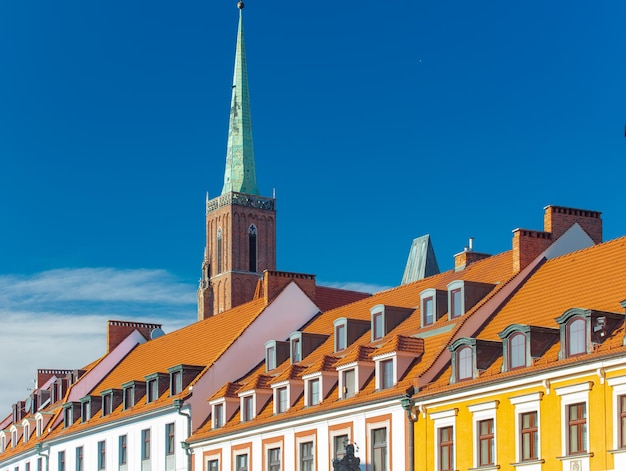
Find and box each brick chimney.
[513,205,602,271]
[454,237,491,270]
[256,270,317,303]
[107,320,163,353]
[543,205,602,244]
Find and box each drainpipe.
[400,396,419,471]
[35,442,49,471]
[173,399,192,471]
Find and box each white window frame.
[263,439,283,471]
[509,392,542,466]
[555,382,591,464]
[240,393,255,422]
[468,401,498,470]
[295,434,316,471]
[304,376,321,407]
[375,353,396,390]
[329,426,352,463]
[333,318,347,352]
[447,280,465,319]
[430,409,457,471]
[204,451,221,471]
[366,417,391,471]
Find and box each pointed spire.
[221,1,259,196]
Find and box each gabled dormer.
[238,375,273,422]
[62,402,81,428]
[144,372,169,403]
[122,380,146,410]
[34,412,53,437]
[333,318,370,353]
[21,418,35,444]
[100,388,123,417]
[37,388,51,411]
[270,365,306,414]
[371,335,424,390]
[168,364,204,396]
[51,377,69,404]
[498,324,559,371]
[555,308,624,359]
[302,355,340,407]
[0,431,6,452]
[446,280,496,319]
[419,288,447,327]
[370,305,414,342]
[289,332,328,363]
[209,382,242,429]
[448,338,501,384]
[9,424,21,448]
[80,395,102,422]
[25,393,39,416]
[335,346,376,399]
[265,340,290,371]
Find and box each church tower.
[198,2,276,320]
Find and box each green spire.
[221,2,259,196]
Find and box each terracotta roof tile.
[374,335,425,356]
[270,365,307,384]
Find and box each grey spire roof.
[221,4,259,196]
[401,235,440,285]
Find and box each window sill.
[608,448,626,454]
[469,465,500,471]
[510,459,545,466]
[556,452,593,460]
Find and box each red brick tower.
[197,3,276,320]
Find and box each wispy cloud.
[0,268,196,410]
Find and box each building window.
[457,346,473,381]
[141,429,151,461]
[123,386,133,410]
[308,379,320,406]
[268,447,281,471]
[478,419,494,466]
[450,288,462,318]
[620,395,626,449]
[216,228,223,274]
[371,427,387,471]
[26,462,30,471]
[76,446,83,471]
[166,423,175,455]
[171,371,182,395]
[277,387,288,413]
[567,318,586,357]
[38,458,42,471]
[242,395,254,422]
[102,393,112,417]
[509,333,526,370]
[335,324,346,351]
[333,435,348,461]
[24,423,30,443]
[520,411,538,461]
[36,417,43,437]
[81,400,91,422]
[207,460,219,471]
[342,369,355,399]
[423,296,434,326]
[373,312,384,341]
[146,378,158,403]
[214,403,224,428]
[380,359,394,389]
[58,450,65,471]
[300,441,314,471]
[292,338,301,363]
[97,441,106,470]
[438,426,454,471]
[267,345,276,370]
[118,435,127,465]
[567,402,587,455]
[248,225,257,272]
[235,454,248,471]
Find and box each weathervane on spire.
[237,1,244,9]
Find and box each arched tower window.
[217,228,223,274]
[249,225,257,272]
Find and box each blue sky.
[0,1,625,406]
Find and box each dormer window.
[335,323,346,351]
[10,426,17,448]
[508,333,526,369]
[446,280,495,319]
[333,318,370,353]
[499,324,559,371]
[122,381,146,410]
[292,337,301,362]
[380,359,394,389]
[0,433,5,452]
[242,395,254,422]
[341,369,356,399]
[265,341,289,372]
[555,308,624,360]
[420,289,447,327]
[369,305,413,342]
[145,372,169,403]
[307,378,321,406]
[213,403,224,428]
[276,387,288,413]
[168,365,203,396]
[80,396,102,422]
[63,402,80,428]
[22,421,30,443]
[448,338,501,384]
[100,389,122,417]
[36,415,43,437]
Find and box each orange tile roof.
[374,335,425,356]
